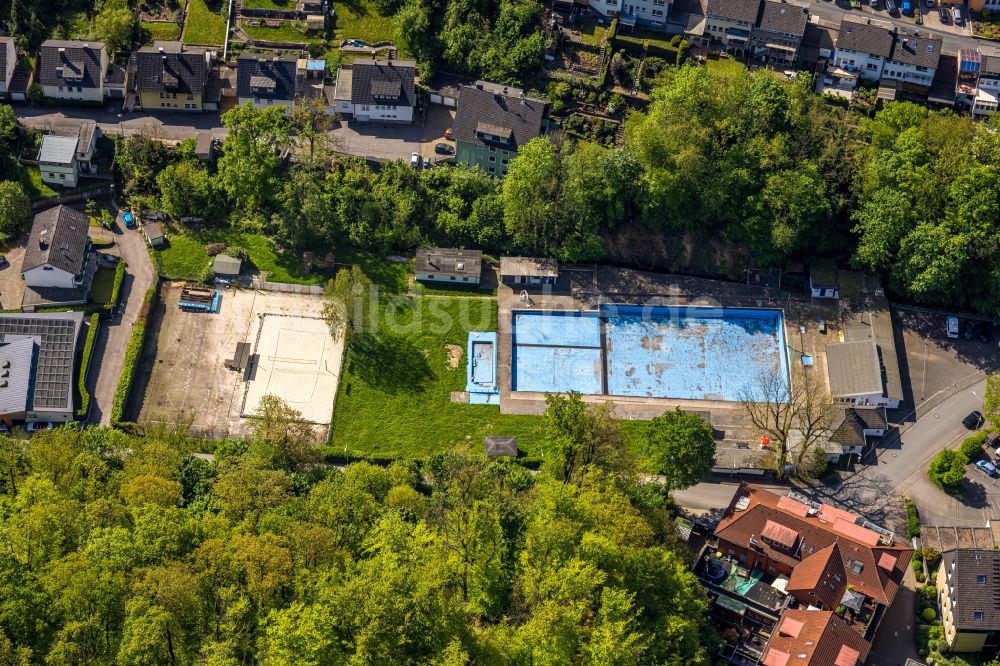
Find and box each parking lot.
[330,105,455,163]
[131,283,344,440]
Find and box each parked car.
[122,211,136,229]
[947,315,960,338]
[975,460,998,477]
[0,255,8,269]
[26,421,53,433]
[963,320,976,340]
[979,321,992,343]
[410,152,421,169]
[0,424,9,435]
[939,5,949,21]
[434,143,455,155]
[953,6,963,23]
[963,411,985,430]
[925,0,933,6]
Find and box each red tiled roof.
[779,616,804,637]
[878,551,898,570]
[762,648,790,666]
[778,495,811,517]
[786,543,848,610]
[763,519,800,548]
[762,610,871,666]
[819,503,859,525]
[715,484,913,605]
[832,518,881,547]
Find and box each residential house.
[937,549,1000,653]
[881,27,941,92]
[38,136,81,187]
[588,0,670,27]
[236,53,297,112]
[38,40,108,102]
[750,0,808,66]
[965,47,1000,116]
[21,206,95,310]
[0,37,16,97]
[454,81,548,177]
[761,609,871,666]
[0,312,86,424]
[52,119,99,172]
[824,406,887,462]
[834,17,895,81]
[333,58,417,123]
[703,0,763,55]
[500,257,559,286]
[415,248,483,284]
[132,41,211,111]
[826,340,901,409]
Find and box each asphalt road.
[15,104,227,143]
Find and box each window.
[652,9,663,15]
[975,611,984,621]
[489,156,496,162]
[449,276,456,281]
[851,561,863,574]
[978,575,987,584]
[43,266,53,270]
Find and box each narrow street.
[85,217,155,425]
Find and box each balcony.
[694,550,789,614]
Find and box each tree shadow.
[347,330,433,393]
[951,478,992,509]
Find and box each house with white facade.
[21,206,95,311]
[333,58,416,123]
[588,0,670,27]
[38,136,80,188]
[971,48,1000,116]
[236,53,298,113]
[0,37,16,97]
[38,40,108,102]
[881,27,941,92]
[822,406,887,463]
[826,339,902,410]
[833,17,895,81]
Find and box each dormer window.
[475,121,513,145]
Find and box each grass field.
[142,21,181,42]
[244,24,310,43]
[153,228,410,291]
[329,297,546,459]
[614,29,679,58]
[88,267,117,306]
[21,166,101,200]
[706,57,747,79]
[332,0,405,51]
[570,19,608,46]
[183,0,228,45]
[243,0,294,7]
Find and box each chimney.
[39,229,48,248]
[158,46,164,53]
[520,91,526,105]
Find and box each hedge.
[905,497,921,539]
[75,314,100,418]
[110,287,157,425]
[959,431,987,461]
[108,260,126,310]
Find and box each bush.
[913,548,925,582]
[959,431,987,461]
[110,287,156,425]
[922,607,937,622]
[108,260,126,311]
[905,497,921,539]
[924,546,941,572]
[75,314,100,418]
[670,34,682,47]
[677,39,691,66]
[928,449,967,490]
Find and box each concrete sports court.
[133,283,343,439]
[510,306,790,403]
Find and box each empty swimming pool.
[511,306,789,402]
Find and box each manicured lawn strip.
[332,0,408,54]
[88,266,118,306]
[76,313,100,418]
[244,24,310,42]
[142,21,182,42]
[183,0,228,45]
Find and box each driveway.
[85,213,155,424]
[329,106,456,163]
[867,566,920,666]
[0,236,25,309]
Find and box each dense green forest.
[0,395,713,664]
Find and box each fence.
[251,276,324,295]
[29,185,113,210]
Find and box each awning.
[765,43,797,52]
[714,596,748,616]
[841,588,865,613]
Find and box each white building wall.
[237,97,294,114]
[39,162,79,188]
[24,264,76,289]
[353,103,413,123]
[881,60,935,87]
[833,48,885,80]
[0,40,15,93]
[42,84,103,102]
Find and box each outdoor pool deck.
[511,306,790,403]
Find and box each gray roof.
[869,296,903,402]
[213,254,242,275]
[485,436,518,457]
[38,40,106,89]
[236,53,297,100]
[829,406,887,448]
[0,312,84,413]
[941,549,1000,630]
[826,340,883,398]
[757,0,808,37]
[0,38,11,81]
[983,53,1000,76]
[143,222,164,241]
[23,206,90,275]
[348,59,416,107]
[49,119,97,153]
[415,247,482,279]
[500,256,558,278]
[0,338,37,416]
[454,83,548,151]
[836,17,894,58]
[706,0,761,23]
[38,135,78,165]
[890,28,942,69]
[133,42,208,94]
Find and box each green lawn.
[570,19,608,46]
[706,57,747,79]
[88,267,117,306]
[21,166,102,201]
[243,0,294,8]
[183,0,228,45]
[329,297,546,459]
[142,21,181,42]
[153,228,410,290]
[244,24,311,43]
[614,29,679,58]
[332,0,405,50]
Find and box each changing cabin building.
[499,257,558,286]
[415,248,483,285]
[38,40,108,102]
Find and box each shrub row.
[905,497,921,539]
[75,314,100,418]
[110,287,157,425]
[108,260,126,311]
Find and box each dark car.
[0,255,8,269]
[939,5,949,20]
[434,143,455,155]
[979,321,992,343]
[963,411,985,430]
[963,320,976,340]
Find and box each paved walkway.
[85,215,155,424]
[867,567,921,666]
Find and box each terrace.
[694,549,790,615]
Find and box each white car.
[26,421,53,433]
[410,152,420,169]
[947,316,960,339]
